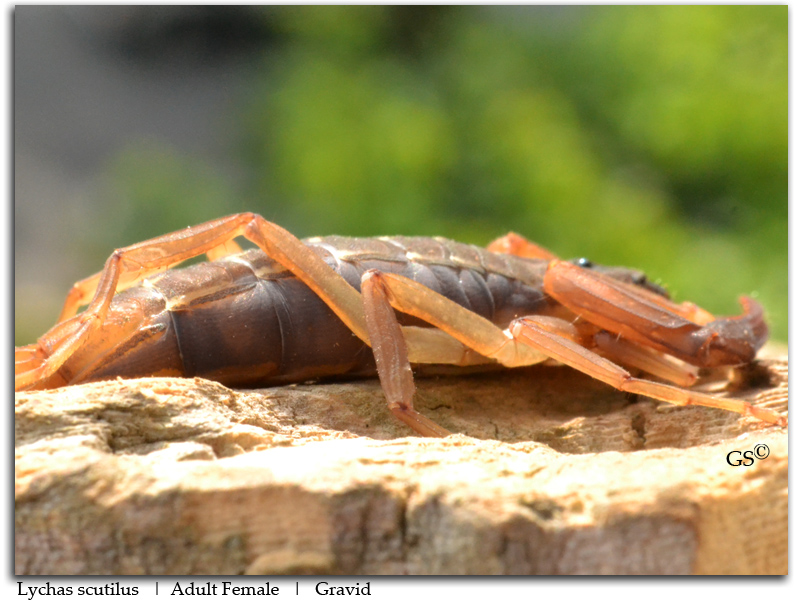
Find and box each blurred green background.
[15,5,787,346]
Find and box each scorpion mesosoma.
[15,213,786,435]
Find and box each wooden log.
[15,357,787,575]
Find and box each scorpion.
[14,213,787,435]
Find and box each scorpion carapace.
[14,213,785,435]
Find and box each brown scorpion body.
[34,236,660,388]
[15,213,786,434]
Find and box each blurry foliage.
[99,142,237,250]
[96,6,789,339]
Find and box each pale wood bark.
[15,358,787,575]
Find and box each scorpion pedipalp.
[541,260,769,367]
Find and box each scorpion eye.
[576,258,594,269]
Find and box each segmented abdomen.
[62,237,553,387]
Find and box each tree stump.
[15,357,788,575]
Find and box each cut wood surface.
[15,357,787,575]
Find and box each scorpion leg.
[59,232,244,321]
[510,317,786,426]
[487,232,559,260]
[355,271,786,427]
[592,332,699,388]
[361,271,451,437]
[57,241,241,322]
[14,344,63,386]
[508,316,699,387]
[355,273,549,368]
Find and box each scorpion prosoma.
[15,213,786,435]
